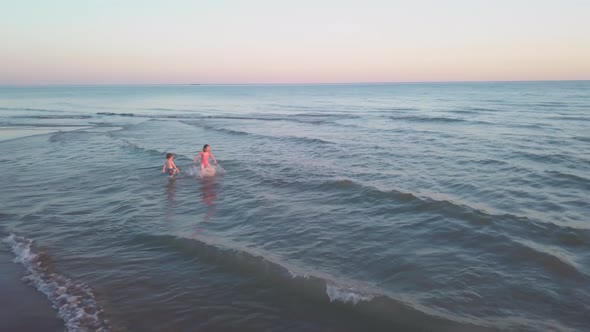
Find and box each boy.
[162,153,180,177]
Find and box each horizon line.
[1,79,589,87]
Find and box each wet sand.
[0,248,64,332]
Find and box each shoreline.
[0,247,64,332]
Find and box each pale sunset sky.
[1,0,589,85]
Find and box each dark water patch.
[129,233,494,332]
[302,178,590,243]
[277,135,334,145]
[181,121,251,136]
[289,113,353,118]
[46,129,105,144]
[317,179,418,203]
[504,122,554,131]
[372,107,420,112]
[199,113,350,125]
[505,238,588,280]
[267,178,499,228]
[443,107,506,115]
[105,133,168,158]
[147,107,195,112]
[208,125,251,137]
[530,101,569,108]
[182,120,335,145]
[544,170,590,191]
[86,122,122,128]
[205,115,284,121]
[4,123,90,128]
[11,114,94,120]
[388,115,488,125]
[473,158,509,166]
[319,179,494,224]
[467,107,504,113]
[445,109,481,115]
[510,150,589,168]
[572,136,590,143]
[287,112,359,121]
[2,234,111,332]
[546,116,590,122]
[48,131,69,143]
[96,112,135,117]
[0,107,69,113]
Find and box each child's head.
[166,153,174,160]
[202,144,210,152]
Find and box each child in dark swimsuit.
[162,153,180,177]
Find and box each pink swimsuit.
[200,152,210,167]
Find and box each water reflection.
[165,178,177,227]
[193,177,217,237]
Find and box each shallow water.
[1,82,589,331]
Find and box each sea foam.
[2,234,111,332]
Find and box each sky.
[1,0,589,84]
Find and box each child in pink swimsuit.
[193,144,218,178]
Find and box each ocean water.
[0,82,589,332]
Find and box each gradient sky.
[1,0,589,84]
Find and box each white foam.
[183,163,226,178]
[2,234,111,332]
[183,164,201,177]
[326,283,374,305]
[213,164,226,174]
[288,269,310,279]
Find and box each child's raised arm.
[210,153,218,165]
[193,152,201,163]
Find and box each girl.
[194,144,218,178]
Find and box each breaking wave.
[2,234,111,332]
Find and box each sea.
[0,82,589,332]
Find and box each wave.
[11,114,94,119]
[544,170,590,190]
[132,233,492,332]
[573,136,590,142]
[204,115,284,121]
[181,121,335,145]
[506,238,587,280]
[107,134,168,158]
[319,178,590,275]
[4,123,90,128]
[388,115,487,124]
[297,177,590,239]
[2,234,111,332]
[468,107,503,112]
[546,116,590,122]
[530,102,569,107]
[0,107,71,113]
[96,112,135,117]
[511,151,586,166]
[372,107,420,112]
[445,107,504,114]
[196,113,347,125]
[91,111,350,128]
[48,131,70,143]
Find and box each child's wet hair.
[202,144,210,152]
[166,153,173,159]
